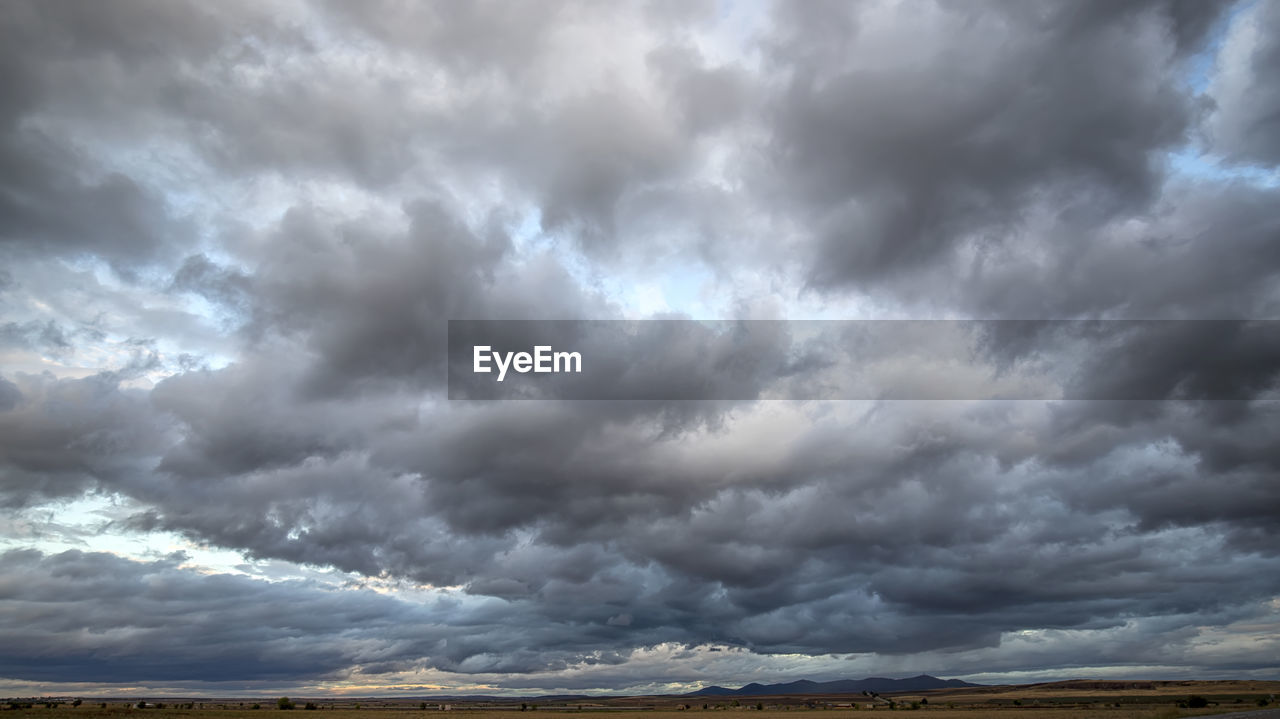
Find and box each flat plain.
[7,682,1280,719]
[1,708,1274,719]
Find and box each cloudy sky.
[2,0,1280,698]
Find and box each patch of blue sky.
[0,493,250,574]
[1169,147,1280,187]
[594,261,722,319]
[506,205,550,255]
[658,262,718,316]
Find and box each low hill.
[686,675,980,697]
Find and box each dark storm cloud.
[0,548,465,683]
[0,370,168,509]
[0,135,180,268]
[129,386,1280,658]
[1065,321,1280,401]
[753,0,1276,323]
[953,180,1280,318]
[760,0,1229,293]
[2,0,1280,693]
[247,201,525,395]
[1,547,658,682]
[0,1,282,269]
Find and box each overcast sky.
[2,0,1279,698]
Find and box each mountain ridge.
[685,674,981,697]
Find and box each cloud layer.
[1,0,1278,695]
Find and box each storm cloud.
[0,0,1278,696]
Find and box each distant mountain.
[686,675,980,697]
[688,686,741,696]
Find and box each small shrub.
[277,698,295,711]
[252,704,262,710]
[304,703,317,711]
[1187,696,1208,709]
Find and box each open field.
[3,699,1279,719]
[5,684,1278,719]
[0,706,1274,711]
[1,709,1277,719]
[922,681,1280,705]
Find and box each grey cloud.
[1064,321,1280,401]
[242,199,592,397]
[0,319,72,353]
[953,181,1280,319]
[0,139,180,268]
[761,0,1213,289]
[171,254,254,318]
[0,375,20,412]
[315,0,564,79]
[0,548,428,683]
[649,44,752,136]
[0,548,684,682]
[0,1,265,268]
[1208,0,1280,166]
[0,371,168,509]
[167,71,424,188]
[114,387,1280,663]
